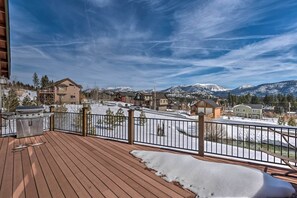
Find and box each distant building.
[98,91,114,102]
[38,78,82,105]
[114,92,135,104]
[233,104,263,119]
[191,99,221,118]
[169,101,189,111]
[134,92,168,111]
[154,93,169,111]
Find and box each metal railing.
[49,109,297,167]
[0,118,16,136]
[87,114,128,141]
[54,112,83,134]
[204,121,297,166]
[134,117,198,151]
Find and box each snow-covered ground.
[3,89,37,102]
[131,150,295,197]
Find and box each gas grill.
[1,106,52,138]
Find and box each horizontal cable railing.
[134,117,198,152]
[54,112,83,134]
[87,114,128,141]
[204,121,297,166]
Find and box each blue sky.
[9,0,297,90]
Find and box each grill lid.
[16,106,44,114]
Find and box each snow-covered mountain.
[105,86,134,92]
[163,81,297,97]
[163,83,228,94]
[83,80,297,97]
[230,80,297,96]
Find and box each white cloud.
[88,0,113,7]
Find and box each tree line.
[227,93,297,112]
[33,72,54,90]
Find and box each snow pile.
[131,150,295,197]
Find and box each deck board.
[64,133,178,198]
[0,131,296,197]
[83,134,193,197]
[32,136,64,198]
[13,138,25,198]
[54,133,143,198]
[22,137,39,198]
[35,136,78,198]
[39,135,91,198]
[0,138,14,197]
[54,133,130,198]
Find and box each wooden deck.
[0,131,296,198]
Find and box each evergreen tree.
[251,95,260,104]
[115,108,126,125]
[139,110,147,125]
[288,117,296,126]
[41,75,50,88]
[33,72,40,89]
[3,89,20,112]
[104,108,115,129]
[22,95,33,106]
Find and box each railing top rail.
[205,120,297,130]
[133,116,194,122]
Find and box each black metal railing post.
[50,106,55,131]
[82,107,88,136]
[128,109,134,144]
[198,112,205,157]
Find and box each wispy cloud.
[9,0,297,89]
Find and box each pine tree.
[139,110,147,126]
[22,95,33,106]
[33,72,40,89]
[288,117,297,126]
[104,108,115,129]
[41,75,50,88]
[115,108,126,125]
[3,89,20,112]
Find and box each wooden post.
[128,109,134,144]
[82,107,88,136]
[50,106,55,131]
[198,112,205,157]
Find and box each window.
[71,95,76,98]
[59,87,65,91]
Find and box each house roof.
[246,104,263,109]
[155,92,167,100]
[53,78,82,89]
[203,99,220,108]
[234,104,263,110]
[0,0,10,79]
[117,92,135,97]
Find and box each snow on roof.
[131,150,295,197]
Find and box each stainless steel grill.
[15,106,45,138]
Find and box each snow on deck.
[131,150,295,197]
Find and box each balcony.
[0,110,296,197]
